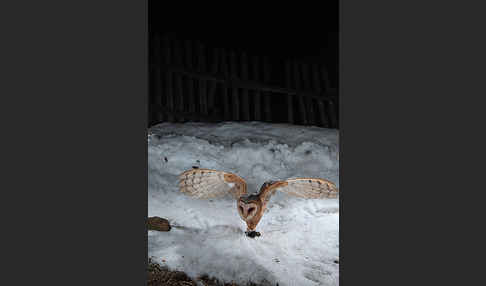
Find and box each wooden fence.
[149,34,339,128]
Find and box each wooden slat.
[301,63,315,125]
[293,61,307,125]
[148,64,153,126]
[229,51,240,121]
[284,60,294,124]
[262,56,272,122]
[172,39,185,122]
[154,66,163,122]
[220,49,230,121]
[152,34,163,123]
[327,98,338,128]
[207,48,219,111]
[312,63,329,127]
[184,39,193,69]
[153,33,161,67]
[162,36,175,122]
[164,70,174,123]
[180,39,194,119]
[240,52,250,121]
[196,42,208,116]
[321,65,335,127]
[174,73,184,122]
[252,56,261,121]
[321,65,332,90]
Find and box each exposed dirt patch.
[148,259,195,286]
[148,259,275,286]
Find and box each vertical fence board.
[172,39,185,122]
[263,57,272,122]
[148,64,153,126]
[229,51,240,121]
[196,42,208,116]
[331,87,339,128]
[220,49,230,121]
[152,34,163,123]
[154,66,163,123]
[321,66,336,127]
[328,99,337,128]
[284,61,294,124]
[252,56,262,121]
[207,48,219,112]
[321,65,332,89]
[317,101,328,127]
[301,63,315,125]
[162,36,175,122]
[181,40,195,118]
[164,71,174,123]
[152,33,161,124]
[174,73,184,122]
[153,33,161,66]
[240,52,250,121]
[184,39,194,69]
[312,63,329,127]
[293,61,307,125]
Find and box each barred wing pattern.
[178,168,247,199]
[261,178,339,202]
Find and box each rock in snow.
[147,217,171,232]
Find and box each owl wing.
[260,178,339,203]
[178,168,247,199]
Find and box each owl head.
[237,194,263,231]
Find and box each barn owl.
[178,168,338,237]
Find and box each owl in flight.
[178,168,339,238]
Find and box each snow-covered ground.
[148,122,339,286]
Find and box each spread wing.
[260,178,339,203]
[178,168,247,199]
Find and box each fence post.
[301,62,315,125]
[182,39,194,120]
[172,39,184,122]
[229,51,240,121]
[263,56,272,122]
[240,52,250,121]
[220,49,230,121]
[162,36,175,122]
[312,63,329,127]
[207,47,219,113]
[328,98,337,128]
[293,60,307,125]
[321,66,337,128]
[252,56,262,121]
[196,42,208,116]
[284,60,295,125]
[152,34,163,123]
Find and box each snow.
[148,121,339,286]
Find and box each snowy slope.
[148,122,339,286]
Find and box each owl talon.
[246,231,261,238]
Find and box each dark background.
[149,1,338,70]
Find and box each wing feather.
[260,178,338,202]
[178,168,247,199]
